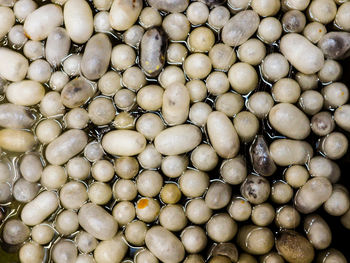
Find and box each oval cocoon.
[6,80,45,106]
[0,48,28,82]
[45,27,71,68]
[109,0,142,31]
[294,177,332,214]
[207,111,240,159]
[81,33,112,80]
[222,10,260,47]
[145,226,185,263]
[0,129,35,152]
[280,33,324,74]
[94,233,128,263]
[147,0,188,12]
[78,203,118,241]
[162,83,190,126]
[0,103,36,129]
[64,0,93,44]
[270,139,313,166]
[154,124,202,155]
[0,7,15,39]
[102,130,146,156]
[23,4,63,41]
[21,191,59,226]
[45,129,88,165]
[269,103,310,140]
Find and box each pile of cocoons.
[0,0,350,262]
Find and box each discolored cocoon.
[0,129,35,152]
[0,48,28,82]
[109,0,142,31]
[155,124,202,155]
[294,177,332,214]
[21,191,59,226]
[0,104,35,129]
[222,10,260,47]
[45,129,88,165]
[269,103,310,140]
[249,135,276,177]
[102,130,146,156]
[3,219,30,245]
[162,83,190,126]
[147,0,188,12]
[61,78,95,108]
[145,226,185,263]
[237,225,274,255]
[13,178,40,203]
[78,203,118,241]
[45,27,70,68]
[52,240,77,263]
[140,27,168,77]
[207,111,240,159]
[64,0,93,44]
[23,4,63,41]
[269,139,313,166]
[81,33,112,80]
[280,33,324,74]
[276,230,314,263]
[318,32,350,60]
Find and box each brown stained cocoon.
[61,77,95,108]
[249,135,276,177]
[140,27,168,77]
[276,230,314,263]
[318,32,350,60]
[240,174,270,205]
